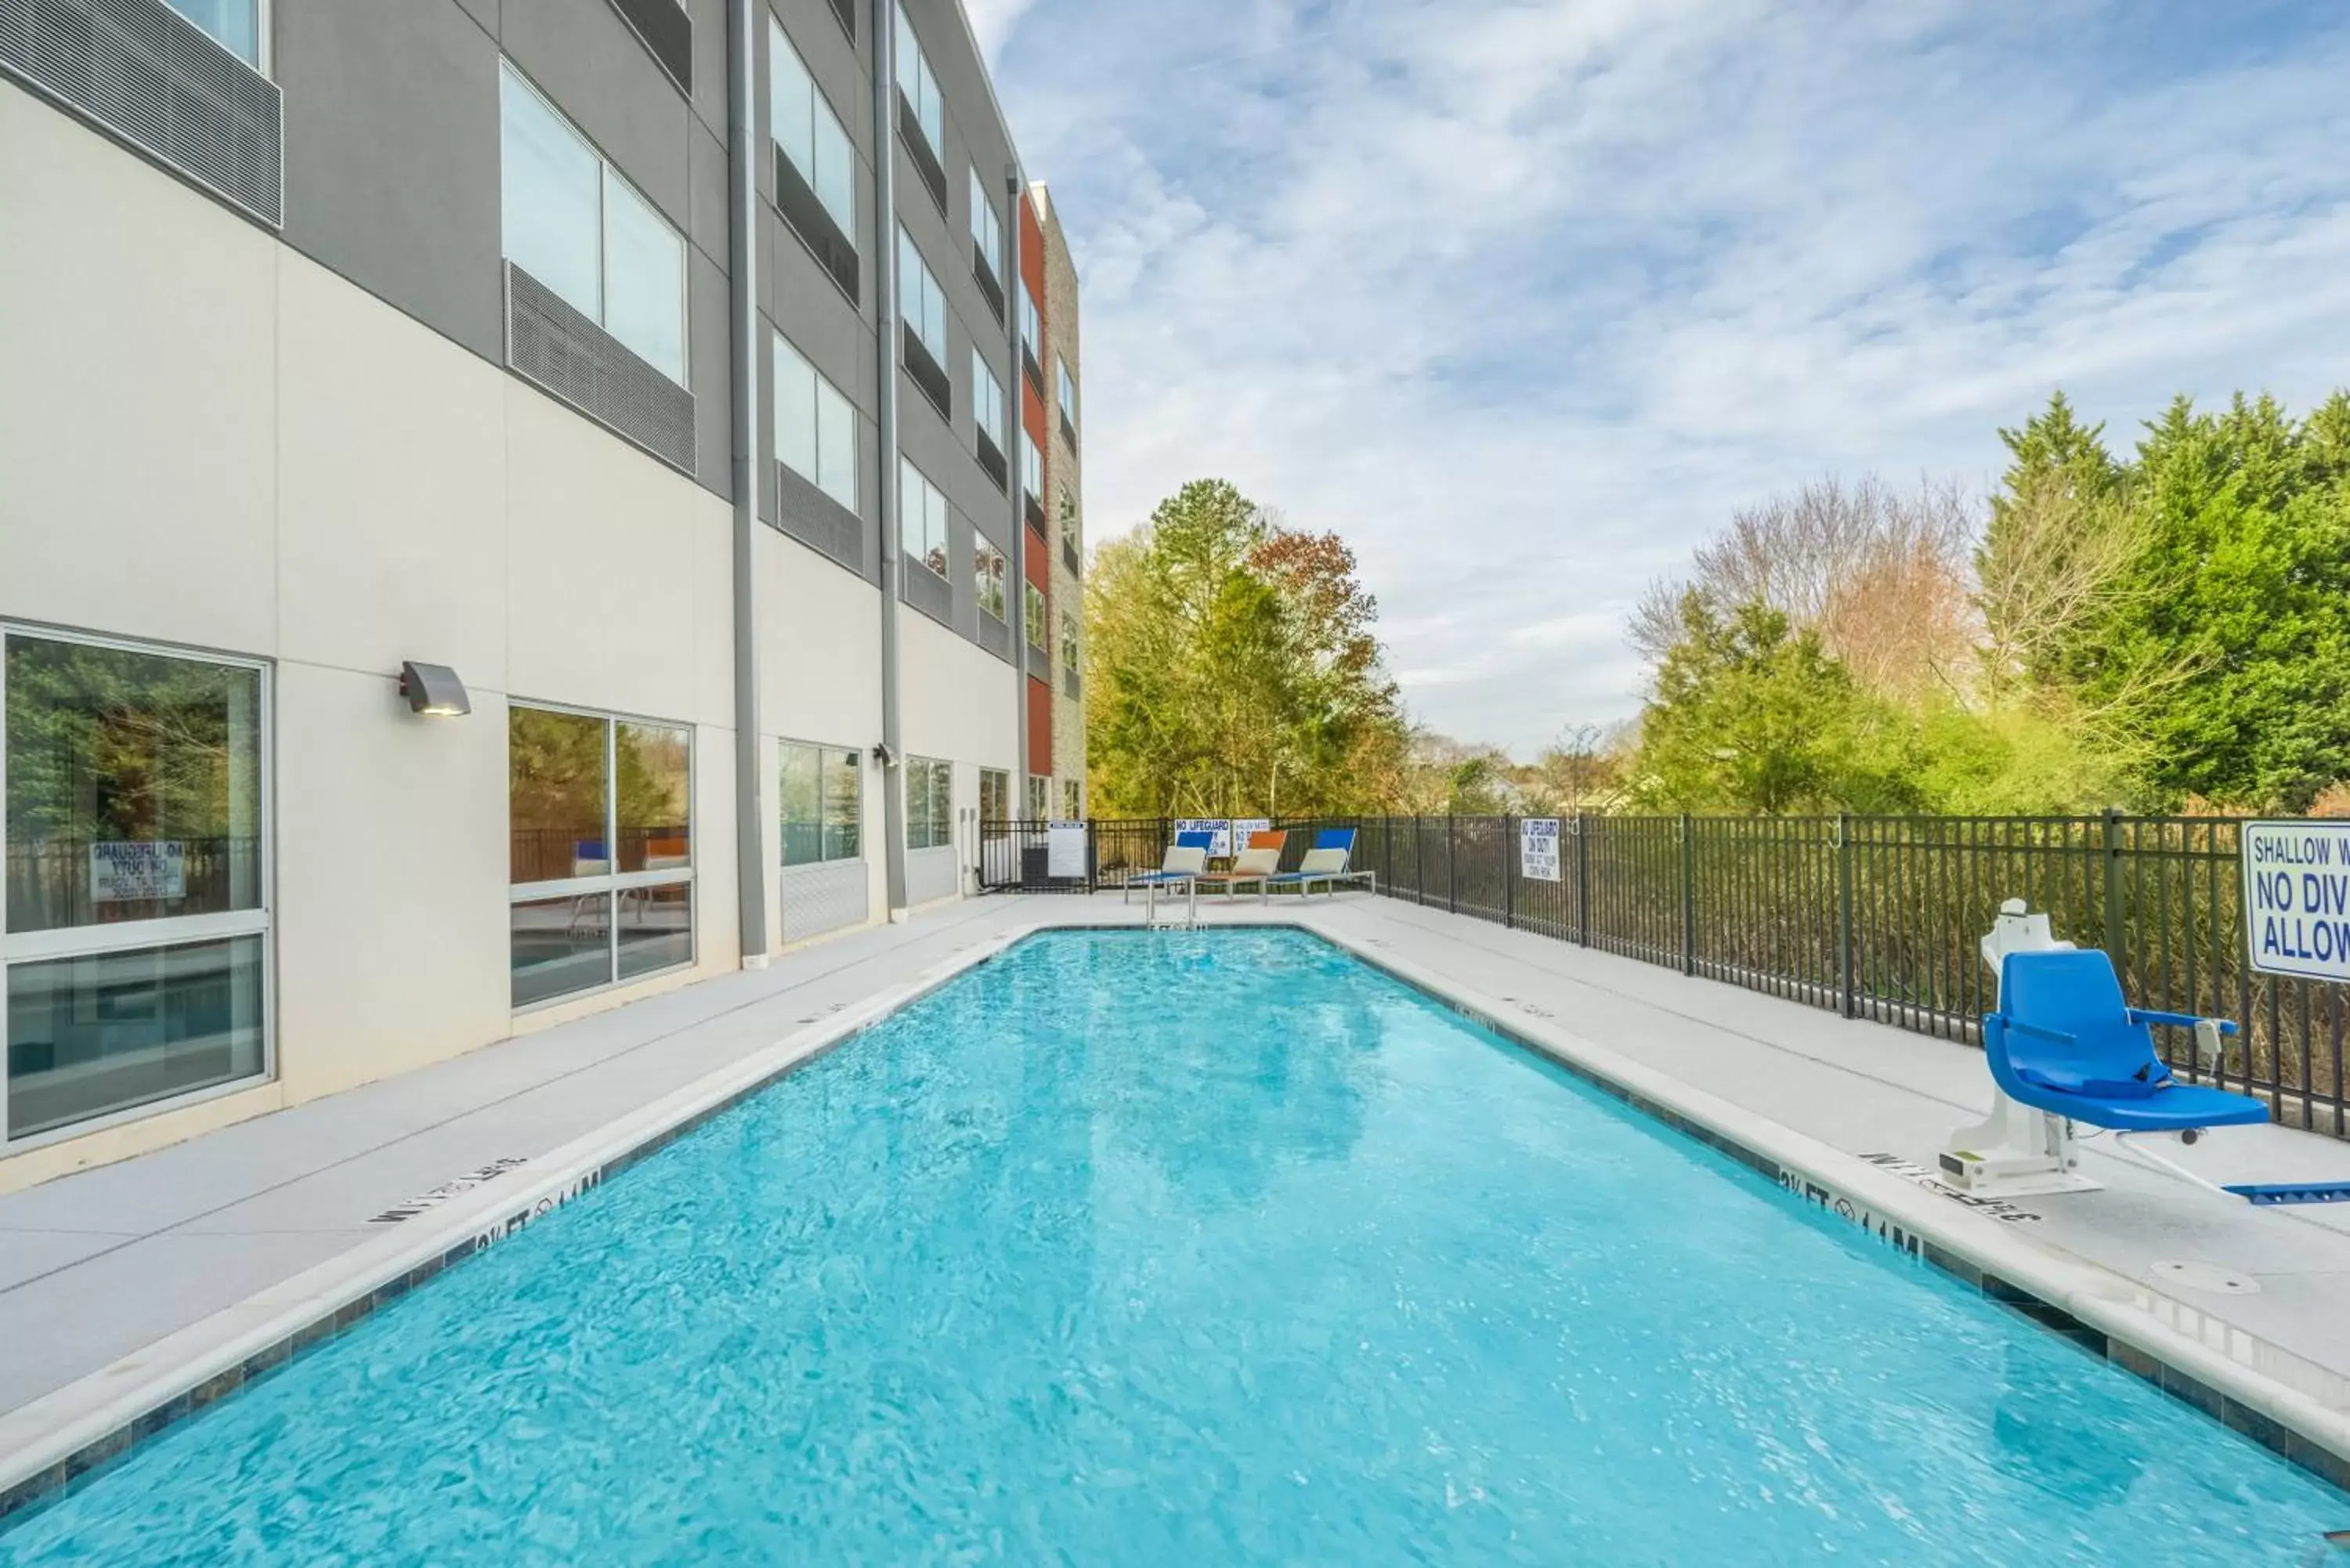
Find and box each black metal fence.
[978,812,2349,1140]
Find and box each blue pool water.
[3,929,2342,1563]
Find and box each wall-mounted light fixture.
[398,662,472,717]
[871,741,895,769]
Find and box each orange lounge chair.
[1196,829,1287,899]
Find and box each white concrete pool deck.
[4,891,2349,1438]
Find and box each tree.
[1630,594,1923,814]
[1630,475,1976,702]
[1084,479,1408,817]
[1517,724,1629,816]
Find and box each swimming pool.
[2,927,2341,1563]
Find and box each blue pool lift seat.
[1982,949,2266,1135]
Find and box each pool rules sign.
[2242,821,2350,982]
[1520,818,1562,882]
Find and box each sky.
[967,0,2350,755]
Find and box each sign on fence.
[1520,818,1562,882]
[90,840,186,902]
[2241,821,2350,982]
[1046,822,1088,880]
[1231,818,1271,852]
[1173,818,1233,857]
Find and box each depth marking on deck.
[370,1158,530,1223]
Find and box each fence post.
[1679,813,1696,975]
[1413,816,1426,905]
[1575,815,1591,945]
[1503,815,1515,929]
[1448,815,1458,913]
[1836,812,1855,1019]
[2101,806,2126,964]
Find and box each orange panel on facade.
[1027,677,1053,775]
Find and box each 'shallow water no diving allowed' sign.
[2240,820,2350,982]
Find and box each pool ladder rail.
[1141,874,1201,930]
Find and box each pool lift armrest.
[2128,1010,2235,1072]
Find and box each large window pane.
[616,721,690,873]
[602,172,687,383]
[511,894,611,1008]
[813,115,855,236]
[895,11,942,151]
[780,742,822,866]
[769,21,815,181]
[501,64,602,320]
[6,936,265,1140]
[510,707,608,885]
[823,749,862,861]
[164,0,260,66]
[929,761,953,851]
[616,884,692,980]
[776,336,819,480]
[5,636,262,934]
[815,379,857,509]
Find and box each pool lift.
[1939,900,2105,1198]
[1944,900,2350,1205]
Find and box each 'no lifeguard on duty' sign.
[2241,821,2350,983]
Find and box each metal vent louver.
[775,462,870,580]
[901,557,951,626]
[976,610,1010,663]
[507,262,696,475]
[0,0,282,226]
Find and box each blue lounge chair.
[1261,828,1375,900]
[1123,830,1214,903]
[1982,948,2267,1193]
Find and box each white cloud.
[960,0,1039,66]
[991,1,2350,753]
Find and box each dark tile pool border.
[5,919,2346,1528]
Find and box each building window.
[501,62,688,386]
[1060,611,1079,672]
[775,334,857,511]
[770,20,855,237]
[2,631,269,1143]
[1026,775,1049,821]
[1059,490,1079,555]
[779,742,861,866]
[1019,287,1040,361]
[165,0,262,67]
[1057,356,1077,430]
[905,757,953,851]
[1020,431,1042,504]
[1062,779,1082,820]
[896,226,947,366]
[979,768,1008,825]
[968,167,1001,275]
[509,705,693,1009]
[975,542,1007,621]
[971,349,1005,451]
[899,459,949,580]
[1024,582,1047,652]
[893,8,943,156]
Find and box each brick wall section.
[1034,183,1086,811]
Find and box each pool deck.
[5,891,2350,1455]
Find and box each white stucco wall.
[0,92,741,1189]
